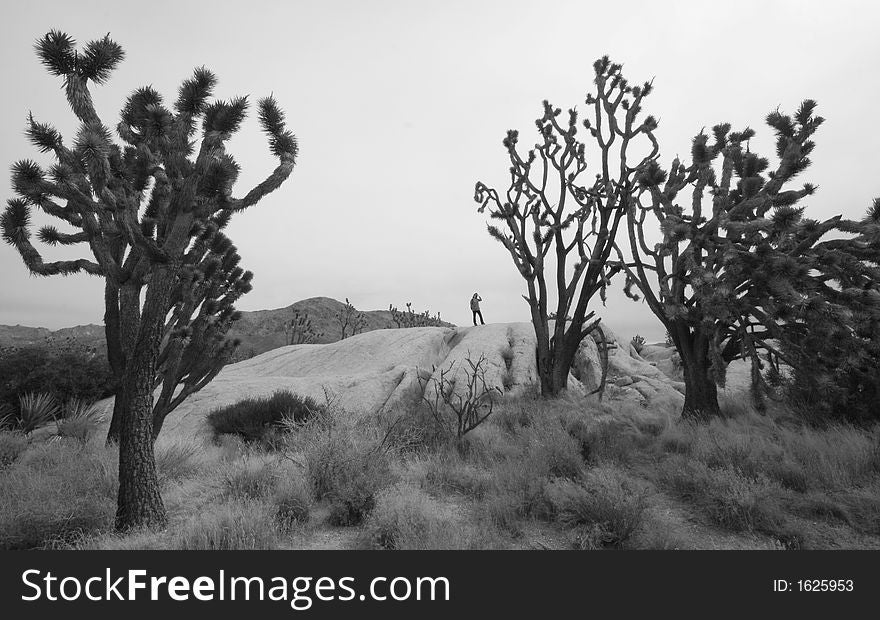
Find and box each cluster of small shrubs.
[0,346,113,420]
[206,390,324,446]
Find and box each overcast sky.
[1,0,878,342]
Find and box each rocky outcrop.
[139,321,695,439]
[572,324,684,411]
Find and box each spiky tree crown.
[473,56,661,395]
[621,100,880,407]
[2,31,299,430]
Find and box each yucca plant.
[55,398,105,443]
[17,392,60,434]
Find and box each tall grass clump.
[470,407,587,531]
[657,456,799,546]
[0,431,29,467]
[174,500,279,550]
[546,468,650,549]
[223,459,280,500]
[55,398,104,443]
[274,475,312,529]
[206,390,324,446]
[0,440,117,549]
[659,412,880,492]
[154,439,206,485]
[363,483,462,549]
[300,408,395,526]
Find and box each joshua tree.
[336,298,367,339]
[388,302,444,328]
[1,31,297,529]
[475,57,659,396]
[286,308,322,345]
[617,100,880,419]
[773,197,880,423]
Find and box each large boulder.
[113,321,701,439]
[583,325,685,412]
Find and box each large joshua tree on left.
[1,31,298,529]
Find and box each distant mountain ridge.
[0,297,453,359]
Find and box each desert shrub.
[363,483,461,549]
[0,440,117,549]
[378,405,447,453]
[0,431,29,467]
[417,354,503,440]
[303,419,395,526]
[174,500,279,550]
[55,398,104,443]
[546,468,649,549]
[0,347,113,415]
[223,459,279,500]
[274,476,312,529]
[154,440,204,485]
[206,390,323,445]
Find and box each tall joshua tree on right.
[618,100,880,419]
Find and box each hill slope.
[0,297,451,358]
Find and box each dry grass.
[3,388,877,551]
[0,431,29,467]
[0,438,117,549]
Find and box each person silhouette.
[470,293,484,326]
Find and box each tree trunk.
[106,284,141,444]
[115,364,165,530]
[106,393,125,445]
[680,335,721,420]
[104,283,124,444]
[536,332,580,397]
[114,269,175,531]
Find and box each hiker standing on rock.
[470,293,485,326]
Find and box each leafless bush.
[418,353,503,440]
